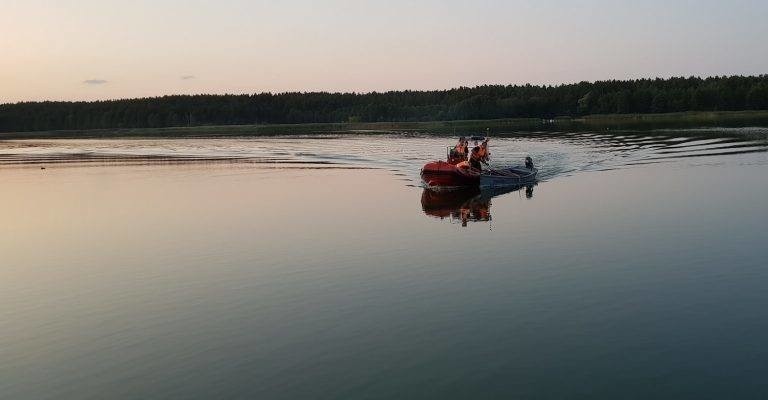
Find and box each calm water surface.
[1,130,767,399]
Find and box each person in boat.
[455,137,468,155]
[458,137,469,158]
[469,139,490,171]
[450,136,469,162]
[525,156,534,170]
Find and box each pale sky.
[2,0,767,103]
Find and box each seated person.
[525,156,534,169]
[449,137,469,163]
[456,137,468,157]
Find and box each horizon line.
[4,73,767,106]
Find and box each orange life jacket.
[478,142,489,159]
[470,146,487,162]
[454,142,467,155]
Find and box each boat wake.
[1,128,766,184]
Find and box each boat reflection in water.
[421,183,535,227]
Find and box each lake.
[1,129,767,399]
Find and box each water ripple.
[0,128,766,184]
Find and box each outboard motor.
[525,156,534,170]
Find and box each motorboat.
[420,137,537,190]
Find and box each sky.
[2,0,767,103]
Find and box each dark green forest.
[2,75,768,133]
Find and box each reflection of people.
[525,184,534,199]
[476,206,490,220]
[421,180,537,227]
[460,207,470,227]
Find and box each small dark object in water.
[40,166,46,170]
[525,156,534,170]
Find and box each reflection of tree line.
[3,75,768,132]
[421,184,535,227]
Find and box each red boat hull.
[421,161,480,189]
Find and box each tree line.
[2,75,768,132]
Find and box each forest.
[2,75,768,133]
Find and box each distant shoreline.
[2,110,768,140]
